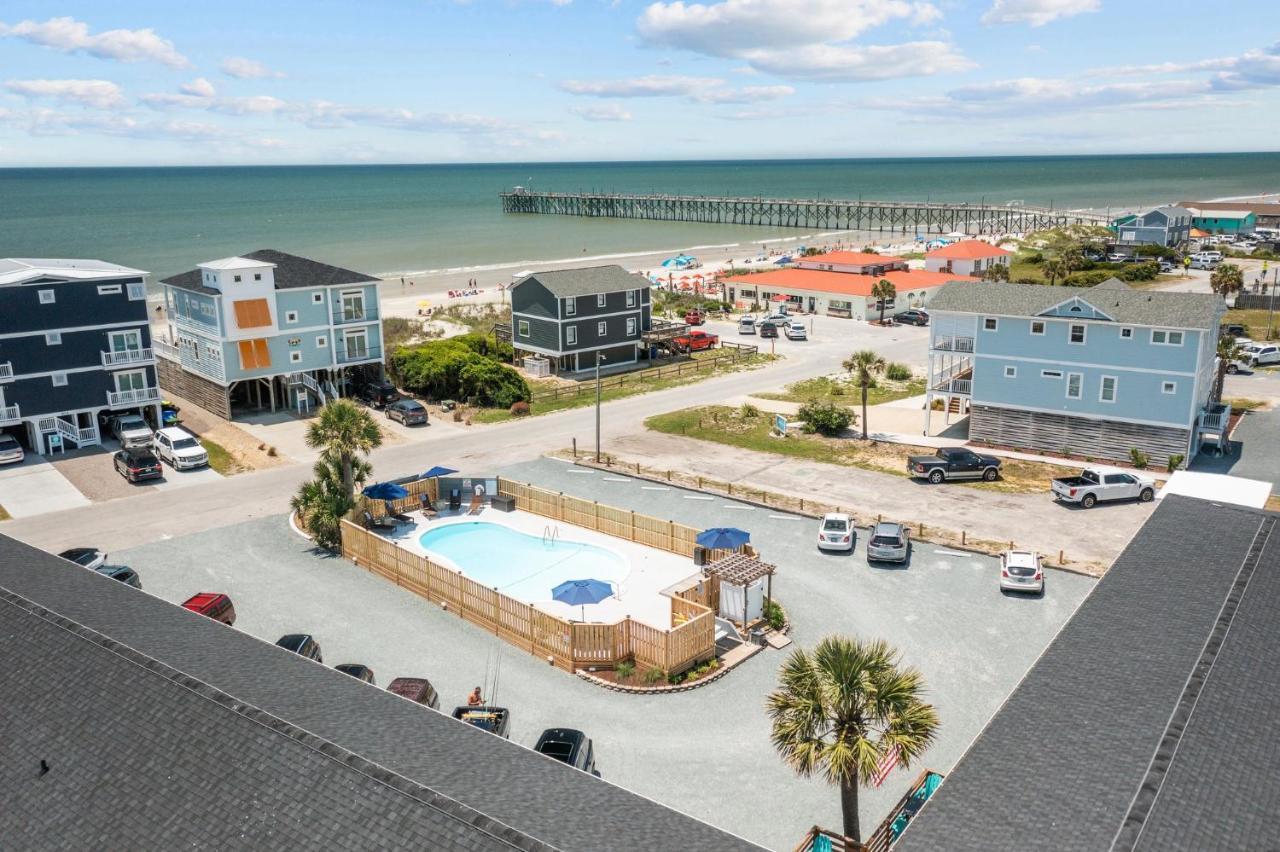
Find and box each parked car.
[113,447,163,482]
[1221,323,1248,339]
[867,522,910,563]
[1248,344,1280,367]
[1106,252,1127,262]
[737,315,757,335]
[785,323,808,341]
[683,309,706,326]
[894,309,929,326]
[452,705,510,738]
[999,550,1044,594]
[0,434,24,465]
[58,547,106,570]
[674,329,719,352]
[758,321,779,339]
[276,633,323,663]
[762,311,791,327]
[152,427,209,470]
[1158,260,1175,273]
[109,413,153,449]
[817,513,854,551]
[95,564,142,589]
[1051,467,1155,508]
[386,677,440,710]
[386,399,429,426]
[534,728,600,776]
[335,664,377,684]
[181,592,236,625]
[907,447,1002,483]
[358,380,401,409]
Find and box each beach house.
[924,241,1012,276]
[924,279,1225,466]
[1184,206,1257,236]
[156,250,384,419]
[1111,205,1193,248]
[0,258,158,454]
[508,265,652,373]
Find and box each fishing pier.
[499,189,1110,235]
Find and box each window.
[1100,375,1117,403]
[983,317,998,331]
[626,290,637,307]
[1069,324,1086,344]
[1041,370,1063,379]
[312,292,324,304]
[1162,381,1177,394]
[237,338,272,369]
[517,320,530,338]
[626,317,637,336]
[114,371,146,393]
[232,298,272,328]
[51,372,67,387]
[1120,327,1133,340]
[254,273,262,281]
[45,331,62,345]
[343,330,368,359]
[233,275,242,283]
[597,321,607,337]
[565,298,576,317]
[108,330,140,353]
[340,291,365,322]
[97,284,123,295]
[290,351,302,363]
[566,326,577,345]
[1151,329,1184,346]
[1004,366,1017,378]
[597,294,607,308]
[1066,373,1083,399]
[285,310,298,324]
[38,289,55,304]
[1030,321,1045,335]
[317,336,327,348]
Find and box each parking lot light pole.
[595,352,605,462]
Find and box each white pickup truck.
[1050,467,1156,508]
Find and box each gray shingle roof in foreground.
[515,265,651,298]
[0,534,762,852]
[927,278,1224,329]
[162,249,378,294]
[897,495,1280,852]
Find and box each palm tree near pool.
[291,454,369,550]
[305,398,382,496]
[842,349,886,440]
[870,279,896,325]
[767,635,939,844]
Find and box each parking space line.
[682,495,715,501]
[602,477,631,483]
[767,514,803,521]
[934,550,972,557]
[566,469,594,475]
[641,486,669,491]
[722,505,754,510]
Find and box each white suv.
[152,427,209,470]
[1248,344,1280,368]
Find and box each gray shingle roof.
[926,278,1224,329]
[0,533,762,852]
[514,265,650,298]
[896,496,1280,851]
[162,249,378,295]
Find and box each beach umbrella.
[552,578,614,621]
[662,256,684,268]
[696,527,751,550]
[418,465,457,480]
[362,482,409,500]
[774,256,792,265]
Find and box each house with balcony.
[508,265,652,373]
[923,278,1226,466]
[924,241,1012,276]
[1111,205,1193,248]
[157,250,384,419]
[0,258,158,455]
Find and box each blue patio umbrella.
[696,527,751,550]
[552,578,614,621]
[418,465,457,480]
[773,255,792,265]
[362,481,409,500]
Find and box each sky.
[0,0,1277,165]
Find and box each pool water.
[418,521,629,601]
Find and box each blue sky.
[0,1,1277,165]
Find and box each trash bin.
[750,628,767,647]
[693,546,709,566]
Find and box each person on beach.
[468,686,484,706]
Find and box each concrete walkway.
[0,455,90,518]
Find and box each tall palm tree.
[1213,334,1246,403]
[767,636,940,843]
[304,398,382,496]
[1210,263,1244,303]
[870,279,896,325]
[843,349,886,440]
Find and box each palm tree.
[842,349,886,440]
[870,279,896,325]
[1210,263,1245,303]
[304,398,382,496]
[982,262,1010,282]
[767,636,940,843]
[1213,334,1246,403]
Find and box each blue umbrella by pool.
[418,465,457,480]
[552,578,614,621]
[696,527,751,550]
[362,482,409,500]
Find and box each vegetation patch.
[1224,397,1268,412]
[1222,308,1278,341]
[200,438,243,476]
[388,333,530,409]
[755,375,925,407]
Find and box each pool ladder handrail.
[542,525,560,547]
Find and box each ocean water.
[1,153,1277,282]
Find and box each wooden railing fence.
[529,343,759,403]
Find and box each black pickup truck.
[907,447,1002,483]
[452,705,511,738]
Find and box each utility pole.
[595,352,605,462]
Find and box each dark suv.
[276,634,323,662]
[358,380,401,409]
[894,309,929,326]
[534,728,600,776]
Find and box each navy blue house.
[0,259,160,454]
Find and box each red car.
[674,329,719,352]
[683,309,706,326]
[181,592,236,625]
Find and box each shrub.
[1021,251,1044,265]
[739,402,760,418]
[509,401,530,417]
[1167,453,1185,472]
[797,401,852,436]
[1129,448,1149,469]
[885,362,913,381]
[1065,270,1111,287]
[1117,261,1159,282]
[764,600,785,631]
[615,660,635,681]
[389,338,530,408]
[641,666,665,686]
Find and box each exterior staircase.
[286,372,326,407]
[36,415,97,450]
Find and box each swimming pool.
[418,521,629,602]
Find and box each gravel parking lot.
[115,456,1094,850]
[51,440,221,502]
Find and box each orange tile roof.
[722,268,971,298]
[926,240,1012,260]
[799,251,902,266]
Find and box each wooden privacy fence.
[529,343,759,403]
[353,476,440,519]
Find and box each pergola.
[705,552,776,628]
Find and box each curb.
[575,655,740,694]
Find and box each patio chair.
[448,488,462,511]
[362,509,395,532]
[419,493,439,520]
[384,500,412,525]
[467,493,484,515]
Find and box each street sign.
[774,414,787,434]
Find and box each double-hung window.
[597,294,607,308]
[626,317,637,336]
[597,321,607,337]
[983,317,998,332]
[1100,376,1118,403]
[1066,373,1083,400]
[1030,321,1045,335]
[1151,329,1184,346]
[566,326,577,345]
[1069,324,1086,344]
[565,298,576,317]
[626,290,637,307]
[517,320,530,338]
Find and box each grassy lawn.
[1224,397,1269,412]
[754,376,925,407]
[645,405,1080,494]
[201,437,243,476]
[1223,308,1279,340]
[472,353,774,424]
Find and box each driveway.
[1191,408,1280,491]
[51,441,223,503]
[114,456,1094,850]
[0,454,90,518]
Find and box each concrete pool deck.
[381,506,704,630]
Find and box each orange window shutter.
[253,338,271,368]
[233,298,272,328]
[237,339,257,369]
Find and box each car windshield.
[539,741,575,761]
[120,418,146,429]
[0,436,18,448]
[823,519,847,531]
[871,535,902,546]
[403,402,425,411]
[172,438,200,450]
[131,452,158,464]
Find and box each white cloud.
[571,103,634,121]
[220,57,284,80]
[0,16,189,67]
[1211,42,1280,90]
[4,78,125,109]
[740,41,971,81]
[696,84,795,103]
[980,0,1100,27]
[559,74,795,103]
[180,77,217,98]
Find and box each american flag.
[871,744,900,788]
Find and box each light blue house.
[924,279,1226,466]
[157,250,384,419]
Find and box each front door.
[807,297,816,312]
